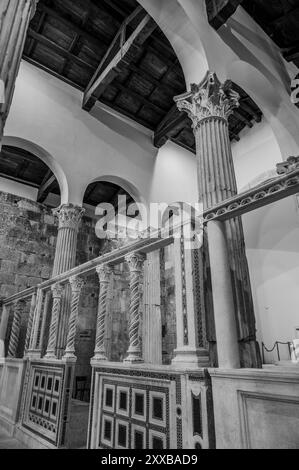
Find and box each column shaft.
[0,0,38,145]
[143,251,162,365]
[24,289,37,354]
[208,220,240,368]
[172,229,210,368]
[64,276,84,359]
[45,284,63,359]
[8,300,25,358]
[124,253,145,364]
[93,265,112,361]
[0,304,10,357]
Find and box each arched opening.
[0,144,61,206]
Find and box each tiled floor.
[0,430,28,449]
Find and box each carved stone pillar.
[172,228,210,369]
[27,288,44,356]
[0,303,9,358]
[24,288,37,354]
[8,300,25,358]
[64,276,84,359]
[0,0,39,146]
[175,72,261,368]
[45,283,63,359]
[124,253,146,364]
[52,204,85,357]
[143,251,162,365]
[93,265,112,361]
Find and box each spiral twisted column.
[45,283,63,359]
[175,72,260,368]
[64,276,85,359]
[52,204,85,358]
[124,253,146,364]
[8,300,25,358]
[93,265,112,361]
[0,0,39,146]
[24,289,37,354]
[0,303,9,358]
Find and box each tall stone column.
[172,228,210,369]
[175,72,261,368]
[0,0,39,146]
[93,265,112,361]
[124,253,146,364]
[52,204,85,357]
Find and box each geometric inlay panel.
[98,379,170,449]
[22,364,65,445]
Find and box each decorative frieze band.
[204,166,299,223]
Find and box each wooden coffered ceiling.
[22,0,263,155]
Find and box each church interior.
[0,0,299,450]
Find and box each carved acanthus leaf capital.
[125,252,146,272]
[69,275,85,293]
[174,71,239,129]
[96,264,113,284]
[53,204,85,231]
[51,283,64,298]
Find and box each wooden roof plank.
[83,9,157,110]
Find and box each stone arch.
[137,0,209,86]
[2,135,69,204]
[226,60,299,158]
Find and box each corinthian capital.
[96,264,113,284]
[174,71,239,128]
[53,204,85,231]
[125,252,146,272]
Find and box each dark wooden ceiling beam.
[27,28,96,72]
[27,10,47,56]
[239,99,262,123]
[23,55,84,91]
[83,8,157,111]
[99,97,155,130]
[154,105,188,148]
[234,109,253,128]
[206,0,244,30]
[113,80,167,115]
[271,6,299,26]
[37,3,109,49]
[37,171,56,203]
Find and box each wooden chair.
[73,376,90,401]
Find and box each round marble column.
[208,220,240,368]
[175,72,261,368]
[52,204,85,357]
[0,0,39,145]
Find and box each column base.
[44,352,57,360]
[62,352,77,361]
[171,347,210,369]
[25,350,42,359]
[124,353,144,364]
[91,353,108,363]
